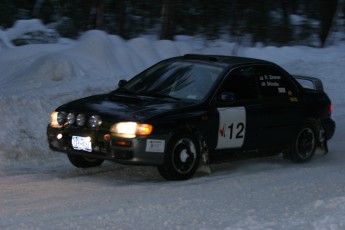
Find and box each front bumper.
[47,125,167,166]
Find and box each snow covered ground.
[0,21,344,229]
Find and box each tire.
[67,154,104,168]
[158,133,200,180]
[286,122,317,163]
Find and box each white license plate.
[71,136,92,152]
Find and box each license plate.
[71,136,92,152]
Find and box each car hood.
[57,92,192,122]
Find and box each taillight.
[329,104,333,114]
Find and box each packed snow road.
[0,125,344,230]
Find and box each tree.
[32,0,56,24]
[57,0,93,37]
[246,0,270,44]
[1,0,344,46]
[0,1,16,28]
[160,0,176,40]
[280,0,292,44]
[113,0,128,38]
[319,0,338,47]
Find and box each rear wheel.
[67,154,104,168]
[286,122,317,163]
[158,133,200,180]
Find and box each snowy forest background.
[0,0,344,48]
[1,1,345,229]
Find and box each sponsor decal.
[278,87,286,93]
[259,74,282,88]
[290,97,299,102]
[146,139,165,152]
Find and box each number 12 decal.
[216,107,246,149]
[228,122,245,139]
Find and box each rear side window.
[256,65,298,98]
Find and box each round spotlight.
[76,114,86,126]
[57,111,67,125]
[103,134,111,141]
[88,115,102,128]
[67,113,75,125]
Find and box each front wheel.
[158,134,200,180]
[285,123,317,163]
[67,154,104,168]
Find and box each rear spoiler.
[293,75,324,91]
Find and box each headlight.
[57,111,67,125]
[50,111,62,128]
[67,113,75,125]
[110,122,153,138]
[88,115,102,128]
[76,114,86,126]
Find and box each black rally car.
[47,55,335,180]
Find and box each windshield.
[121,60,227,102]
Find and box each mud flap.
[196,139,211,174]
[321,141,329,154]
[319,127,329,154]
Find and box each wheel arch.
[158,127,203,180]
[166,123,210,165]
[300,117,322,145]
[284,117,319,162]
[172,123,209,150]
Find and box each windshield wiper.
[115,87,135,94]
[109,88,143,102]
[140,91,181,101]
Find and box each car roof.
[181,54,273,67]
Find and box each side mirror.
[218,91,236,102]
[118,79,128,88]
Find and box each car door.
[213,65,265,152]
[254,64,303,148]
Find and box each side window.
[256,65,298,98]
[218,66,259,102]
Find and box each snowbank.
[6,19,47,40]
